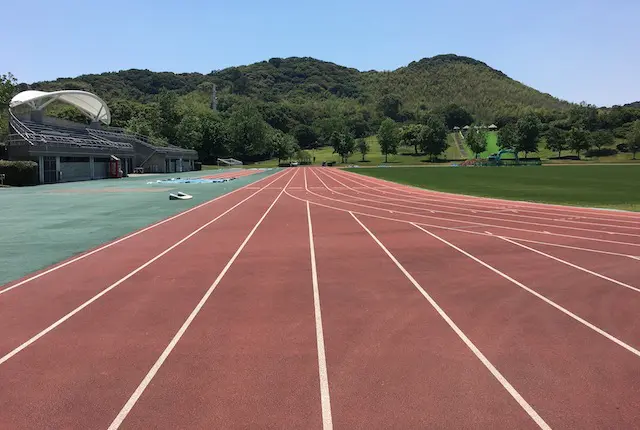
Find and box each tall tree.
[545,126,567,158]
[419,117,449,161]
[175,114,203,150]
[357,138,370,162]
[0,72,17,109]
[466,130,488,158]
[628,120,640,160]
[330,132,355,163]
[515,113,541,158]
[157,89,181,143]
[399,124,422,155]
[227,104,269,159]
[200,112,229,162]
[591,130,614,151]
[497,122,518,149]
[567,128,592,156]
[271,130,297,163]
[377,118,399,163]
[291,124,318,149]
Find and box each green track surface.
[0,168,278,286]
[346,165,640,212]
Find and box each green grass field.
[463,131,500,158]
[346,165,640,211]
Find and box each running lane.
[0,169,291,357]
[359,214,640,429]
[308,202,540,429]
[116,176,323,428]
[0,175,292,429]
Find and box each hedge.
[0,160,38,186]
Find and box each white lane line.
[0,169,285,295]
[284,189,640,260]
[306,201,333,430]
[497,236,640,294]
[301,175,640,248]
[107,170,298,430]
[338,169,640,223]
[350,213,551,430]
[413,224,640,359]
[321,170,640,239]
[0,170,293,366]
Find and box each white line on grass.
[350,212,551,430]
[0,170,294,366]
[412,223,640,359]
[107,170,298,429]
[0,169,286,296]
[497,236,640,294]
[306,200,333,430]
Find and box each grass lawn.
[346,165,640,211]
[463,131,500,158]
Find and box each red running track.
[1,166,639,429]
[200,168,265,180]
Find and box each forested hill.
[26,54,569,123]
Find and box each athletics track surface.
[1,167,639,429]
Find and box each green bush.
[0,160,38,186]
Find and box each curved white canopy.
[10,90,111,125]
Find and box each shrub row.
[0,160,38,186]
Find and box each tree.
[466,130,487,158]
[419,117,449,161]
[200,112,229,162]
[377,94,402,120]
[567,128,592,156]
[377,118,399,163]
[0,72,17,109]
[515,113,541,158]
[271,130,297,163]
[399,124,422,154]
[175,114,204,150]
[291,124,318,149]
[569,103,599,131]
[545,126,567,158]
[357,138,370,162]
[442,104,474,129]
[227,104,269,160]
[628,120,640,160]
[157,89,181,143]
[497,123,518,149]
[330,132,355,163]
[591,130,614,151]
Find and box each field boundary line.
[107,170,298,429]
[0,168,284,294]
[350,212,551,430]
[0,170,293,365]
[413,223,640,359]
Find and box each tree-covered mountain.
[25,55,569,122]
[6,55,640,163]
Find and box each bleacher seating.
[18,120,133,150]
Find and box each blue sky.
[4,0,638,106]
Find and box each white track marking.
[0,170,294,366]
[107,170,298,430]
[0,169,286,295]
[337,168,640,223]
[285,188,639,260]
[497,236,640,294]
[318,169,640,238]
[304,170,640,248]
[413,224,640,358]
[306,200,333,430]
[349,212,551,430]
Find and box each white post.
[90,156,95,179]
[55,156,61,182]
